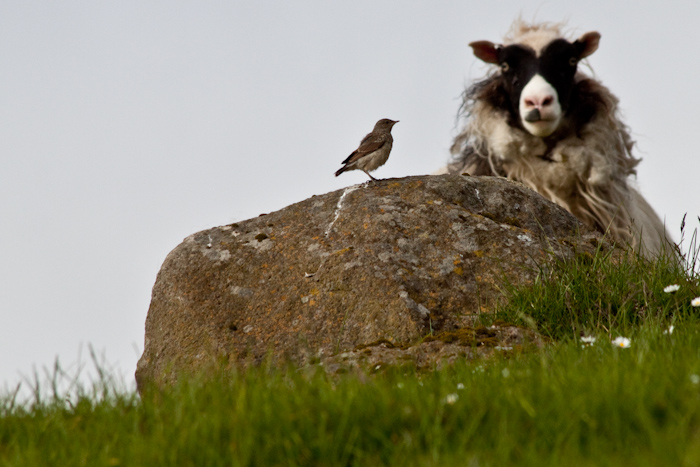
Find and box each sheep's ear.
[469,41,501,64]
[575,32,601,59]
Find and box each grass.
[2,222,700,466]
[494,238,700,341]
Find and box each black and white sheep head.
[470,31,600,137]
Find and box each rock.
[316,324,545,376]
[135,174,604,390]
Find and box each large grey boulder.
[135,174,604,390]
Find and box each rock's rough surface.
[136,174,603,389]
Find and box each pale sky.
[2,1,699,393]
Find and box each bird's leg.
[364,170,378,181]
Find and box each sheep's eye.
[569,57,578,66]
[500,62,510,72]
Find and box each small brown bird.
[335,118,398,181]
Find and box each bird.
[334,118,398,181]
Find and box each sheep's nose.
[522,90,557,122]
[524,95,555,110]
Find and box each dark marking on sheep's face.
[470,31,600,138]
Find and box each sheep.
[445,20,673,258]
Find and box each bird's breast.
[356,140,392,172]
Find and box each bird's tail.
[334,166,346,177]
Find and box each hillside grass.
[2,223,700,466]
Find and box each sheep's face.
[470,32,600,138]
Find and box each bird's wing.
[341,137,386,165]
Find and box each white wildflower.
[444,393,459,405]
[691,374,700,385]
[501,368,510,378]
[580,336,597,346]
[457,383,465,390]
[692,297,700,307]
[612,336,631,348]
[664,284,680,293]
[396,382,404,389]
[663,325,675,335]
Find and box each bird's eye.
[500,62,510,72]
[569,57,578,66]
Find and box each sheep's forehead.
[503,21,568,56]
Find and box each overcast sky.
[2,1,699,393]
